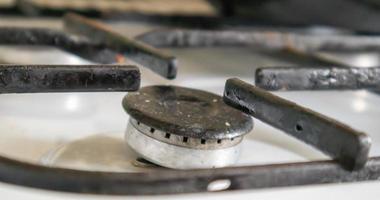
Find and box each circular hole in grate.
[295,123,303,132]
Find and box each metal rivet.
[207,179,231,192]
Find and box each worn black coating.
[15,0,104,17]
[137,29,380,80]
[64,13,177,79]
[0,64,140,92]
[0,27,123,63]
[123,85,253,139]
[255,67,380,91]
[223,78,371,170]
[107,13,224,29]
[137,29,285,47]
[137,29,380,52]
[0,75,378,194]
[0,154,380,195]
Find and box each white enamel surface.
[0,17,379,199]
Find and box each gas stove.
[1,2,380,199]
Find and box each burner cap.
[123,85,253,169]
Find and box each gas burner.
[123,85,253,169]
[2,11,380,197]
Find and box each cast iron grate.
[0,15,379,195]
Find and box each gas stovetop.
[0,12,380,199]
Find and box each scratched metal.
[64,13,177,79]
[0,153,380,195]
[223,78,371,170]
[0,64,140,92]
[123,85,253,140]
[0,65,378,194]
[255,67,380,91]
[137,29,380,52]
[0,27,121,63]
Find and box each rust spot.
[116,54,126,63]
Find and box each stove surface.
[0,16,379,199]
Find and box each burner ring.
[123,85,253,169]
[125,120,243,169]
[129,118,243,149]
[123,85,253,139]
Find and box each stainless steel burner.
[123,85,253,169]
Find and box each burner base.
[125,120,242,169]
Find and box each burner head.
[123,85,253,169]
